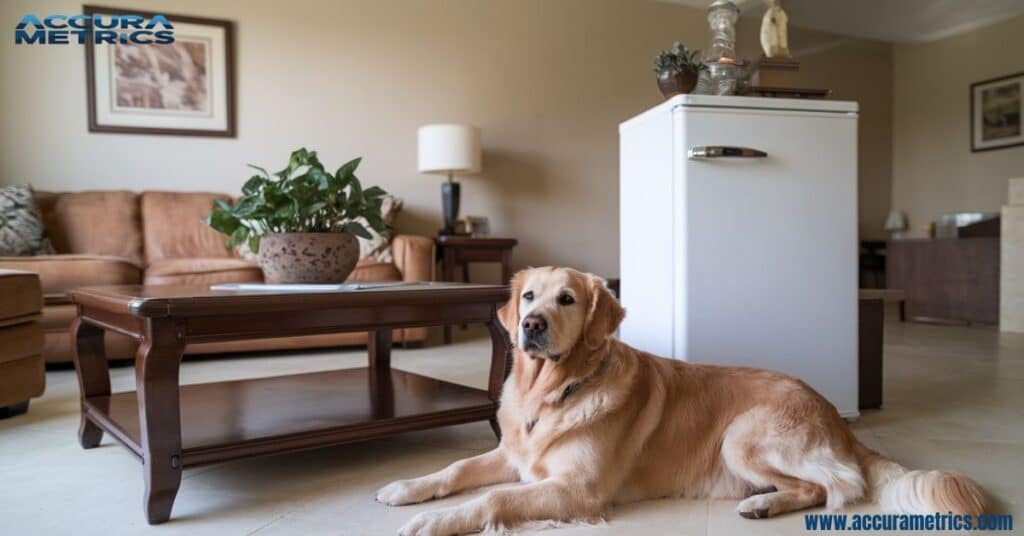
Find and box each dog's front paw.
[736,494,777,519]
[377,479,437,506]
[398,509,460,536]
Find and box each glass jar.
[694,0,747,96]
[702,0,740,64]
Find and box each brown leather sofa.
[0,270,45,417]
[0,191,435,364]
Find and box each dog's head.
[497,267,624,362]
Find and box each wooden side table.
[437,236,518,344]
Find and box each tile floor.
[2,314,1023,535]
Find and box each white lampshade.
[884,209,908,232]
[417,124,481,175]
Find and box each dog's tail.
[854,443,985,516]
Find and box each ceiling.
[662,0,1024,43]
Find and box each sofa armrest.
[392,234,435,282]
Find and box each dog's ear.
[583,274,625,350]
[497,270,527,346]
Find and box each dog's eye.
[557,294,575,306]
[522,291,534,301]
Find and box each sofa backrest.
[34,190,145,264]
[140,191,235,262]
[33,190,236,265]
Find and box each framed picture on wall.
[971,71,1023,152]
[84,5,235,137]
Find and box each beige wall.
[0,0,892,277]
[892,15,1024,237]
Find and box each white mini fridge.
[619,94,859,418]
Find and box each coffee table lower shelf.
[82,367,496,467]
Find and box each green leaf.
[241,175,267,195]
[310,167,332,191]
[348,177,364,205]
[273,203,296,220]
[248,234,261,254]
[287,179,316,202]
[213,198,234,212]
[364,212,388,232]
[232,196,260,217]
[303,201,327,215]
[206,208,240,235]
[226,226,249,250]
[288,148,309,170]
[247,164,271,179]
[305,150,322,170]
[343,221,372,239]
[335,157,361,180]
[363,186,387,199]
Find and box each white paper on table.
[210,282,409,292]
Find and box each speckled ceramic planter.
[257,232,360,284]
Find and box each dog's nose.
[522,314,548,336]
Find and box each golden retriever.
[377,267,986,535]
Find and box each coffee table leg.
[71,317,110,449]
[135,319,186,525]
[486,317,512,440]
[442,248,456,344]
[368,330,395,419]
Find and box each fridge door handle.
[687,146,768,159]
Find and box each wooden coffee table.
[69,282,511,524]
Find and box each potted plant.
[654,42,704,98]
[205,148,388,284]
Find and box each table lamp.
[418,124,481,235]
[884,209,908,239]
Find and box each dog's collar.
[558,357,609,405]
[526,359,606,435]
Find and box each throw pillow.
[0,185,56,256]
[357,195,403,263]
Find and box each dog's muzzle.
[520,314,560,360]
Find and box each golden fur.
[378,267,986,535]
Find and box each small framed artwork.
[84,5,235,137]
[466,216,491,237]
[971,72,1023,152]
[453,216,491,236]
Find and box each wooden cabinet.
[887,238,999,324]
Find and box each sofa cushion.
[0,255,141,297]
[393,234,435,282]
[0,269,42,324]
[43,329,137,364]
[144,257,263,286]
[34,190,143,264]
[141,192,234,262]
[0,186,55,256]
[347,260,402,282]
[40,303,75,332]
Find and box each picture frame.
[970,71,1023,153]
[466,215,491,237]
[83,5,235,137]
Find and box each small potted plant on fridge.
[205,148,388,283]
[654,41,704,98]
